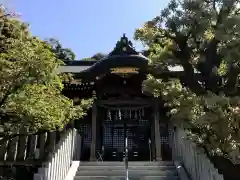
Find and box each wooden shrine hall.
[60,34,181,162]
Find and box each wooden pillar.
[154,100,162,161]
[151,123,156,160]
[90,103,97,161]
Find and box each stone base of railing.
[172,127,224,180]
[33,129,82,180]
[65,161,80,180]
[174,161,190,180]
[34,168,48,180]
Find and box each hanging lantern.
[118,109,122,120]
[107,110,112,120]
[135,110,137,119]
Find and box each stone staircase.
[73,161,180,180]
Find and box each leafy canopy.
[47,38,76,61]
[135,0,240,164]
[80,52,107,61]
[0,14,93,136]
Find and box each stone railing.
[172,127,224,180]
[0,129,62,165]
[33,128,81,180]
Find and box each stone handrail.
[172,127,224,180]
[33,128,81,180]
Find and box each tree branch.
[174,36,206,95]
[0,84,21,108]
[224,63,240,95]
[214,0,235,30]
[0,13,10,18]
[155,29,176,42]
[196,38,221,93]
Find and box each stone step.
[74,176,179,180]
[75,169,177,176]
[142,176,179,180]
[78,165,176,171]
[79,161,174,166]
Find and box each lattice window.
[160,137,169,144]
[113,128,124,151]
[160,129,174,145]
[168,128,174,148]
[79,124,92,147]
[102,107,150,153]
[103,125,112,148]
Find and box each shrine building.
[59,34,182,162]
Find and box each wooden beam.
[97,99,152,106]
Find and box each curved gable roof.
[65,34,149,79]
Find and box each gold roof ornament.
[110,67,139,74]
[110,67,139,78]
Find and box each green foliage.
[0,16,93,136]
[81,57,94,61]
[143,76,240,163]
[136,0,240,164]
[47,38,76,61]
[80,52,107,61]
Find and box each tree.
[91,52,107,60]
[47,38,76,61]
[135,0,240,164]
[0,4,21,19]
[80,52,107,61]
[0,11,93,138]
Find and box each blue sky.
[2,0,169,59]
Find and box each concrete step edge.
[75,171,178,176]
[74,176,179,178]
[76,170,177,172]
[78,166,176,170]
[79,163,174,167]
[78,165,175,168]
[80,161,173,164]
[73,177,179,180]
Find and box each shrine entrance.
[101,106,151,161]
[65,35,166,162]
